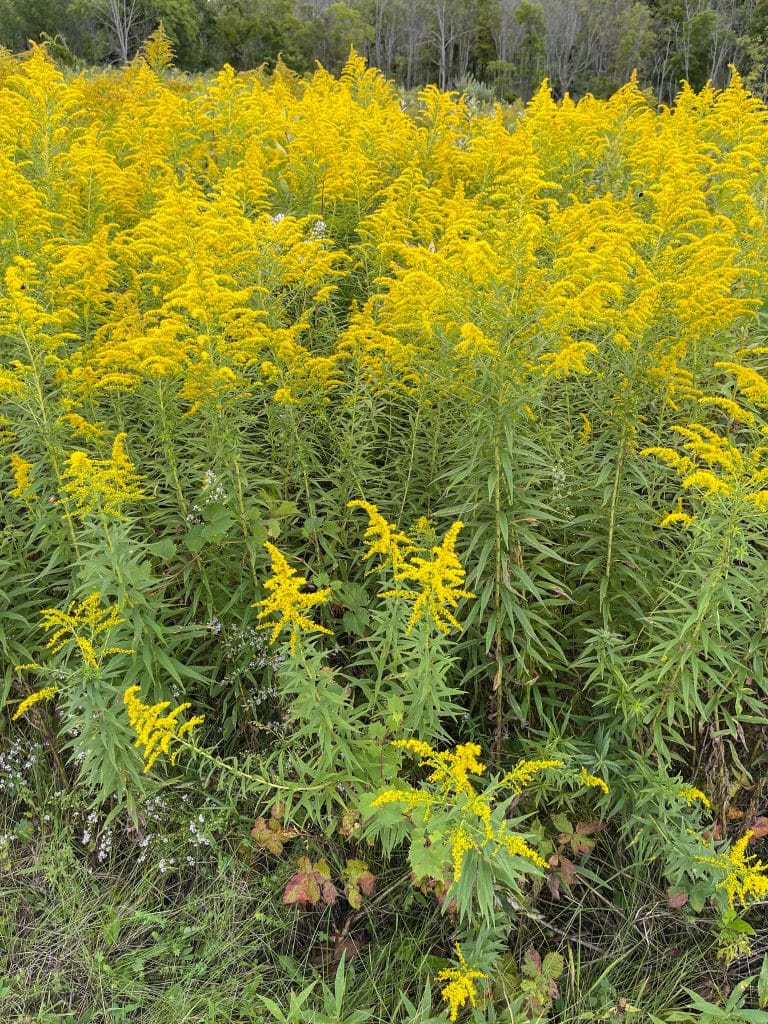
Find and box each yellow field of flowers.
[4,41,768,1017]
[0,46,766,441]
[2,45,768,520]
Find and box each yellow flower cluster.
[123,685,204,773]
[374,739,550,881]
[696,831,768,910]
[392,737,487,799]
[578,768,610,795]
[348,502,474,634]
[504,758,566,794]
[383,521,475,635]
[62,433,146,520]
[39,592,131,671]
[679,786,712,809]
[11,685,58,721]
[253,542,332,655]
[643,419,768,519]
[1,48,767,553]
[8,454,34,499]
[347,499,413,575]
[436,945,487,1022]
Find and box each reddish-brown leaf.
[667,888,689,909]
[573,837,596,856]
[547,873,562,900]
[748,817,768,841]
[283,857,337,906]
[252,816,296,857]
[559,855,576,886]
[575,821,606,836]
[524,947,542,974]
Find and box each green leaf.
[408,835,447,883]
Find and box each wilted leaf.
[748,817,768,841]
[338,808,362,837]
[575,821,605,835]
[283,856,338,906]
[523,947,542,975]
[667,887,689,909]
[252,816,296,856]
[343,858,376,909]
[558,855,576,885]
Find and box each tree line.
[2,0,768,101]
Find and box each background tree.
[1,0,766,99]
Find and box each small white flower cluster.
[80,808,99,845]
[310,219,327,238]
[75,808,114,862]
[251,683,280,707]
[186,470,228,523]
[0,831,12,863]
[200,469,226,503]
[551,460,567,497]
[222,624,284,681]
[188,812,211,848]
[0,740,38,797]
[550,459,573,518]
[135,795,215,874]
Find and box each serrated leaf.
[542,952,564,979]
[251,816,295,856]
[343,858,376,909]
[282,857,337,906]
[408,835,447,883]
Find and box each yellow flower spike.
[645,420,768,517]
[370,788,435,810]
[695,831,768,910]
[679,786,712,810]
[540,340,599,378]
[428,742,486,799]
[253,542,332,655]
[9,455,35,500]
[37,594,131,671]
[393,738,486,799]
[392,738,436,760]
[123,686,204,773]
[62,432,145,520]
[698,396,754,426]
[715,362,768,410]
[504,758,565,794]
[470,796,494,842]
[381,520,474,635]
[660,498,695,528]
[682,469,731,496]
[435,945,487,1022]
[499,831,549,869]
[11,686,58,721]
[347,499,415,576]
[449,826,478,881]
[579,767,609,794]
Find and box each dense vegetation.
[5,0,768,100]
[3,37,768,1023]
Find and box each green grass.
[0,761,750,1023]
